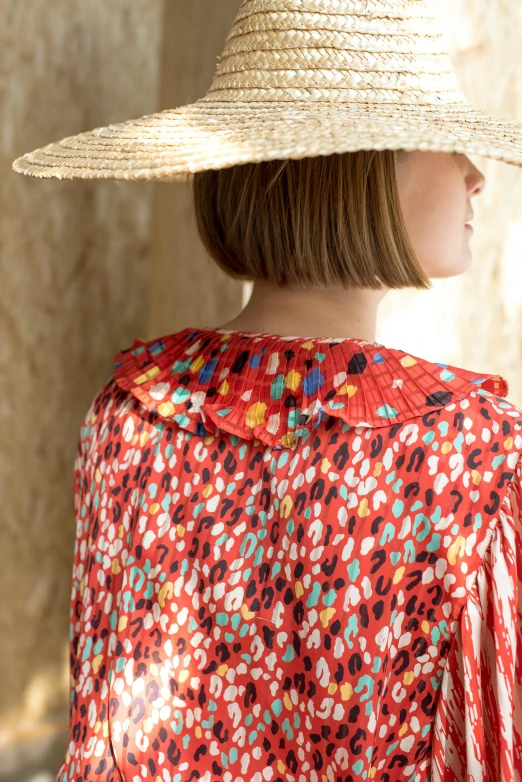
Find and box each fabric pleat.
[431,451,522,782]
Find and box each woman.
[12,1,522,780]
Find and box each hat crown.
[202,0,468,105]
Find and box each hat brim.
[12,99,522,182]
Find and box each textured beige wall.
[148,1,244,339]
[1,0,164,771]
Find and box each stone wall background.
[2,1,522,779]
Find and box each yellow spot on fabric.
[337,383,358,398]
[149,503,160,515]
[95,468,102,483]
[118,524,125,539]
[320,458,331,474]
[158,401,175,417]
[505,436,514,449]
[285,370,301,391]
[393,566,405,584]
[217,664,228,676]
[471,469,481,485]
[400,355,418,368]
[150,663,158,676]
[399,723,409,736]
[176,524,185,538]
[241,604,255,620]
[92,655,104,675]
[179,669,190,683]
[131,434,139,446]
[246,402,267,428]
[102,720,109,737]
[441,442,452,454]
[143,718,154,733]
[140,431,149,447]
[301,341,315,350]
[421,620,430,633]
[327,682,338,695]
[283,692,293,710]
[319,607,336,627]
[281,432,296,447]
[118,615,128,631]
[295,581,304,598]
[190,355,205,373]
[218,379,229,396]
[403,671,415,686]
[358,498,370,517]
[203,485,213,498]
[93,720,101,734]
[112,559,121,575]
[277,760,287,774]
[340,683,353,700]
[280,496,293,518]
[373,462,383,477]
[135,366,160,384]
[448,536,466,565]
[195,726,202,739]
[158,581,173,608]
[369,768,378,779]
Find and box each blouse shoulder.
[431,447,522,780]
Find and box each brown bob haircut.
[191,150,432,291]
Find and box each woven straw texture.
[12,0,522,181]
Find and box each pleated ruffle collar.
[113,326,509,450]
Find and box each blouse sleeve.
[431,451,522,782]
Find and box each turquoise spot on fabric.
[172,387,191,405]
[240,532,257,559]
[452,431,465,453]
[208,701,217,711]
[248,730,258,744]
[423,430,435,445]
[390,551,401,566]
[281,717,293,740]
[147,483,158,500]
[239,621,250,637]
[372,657,382,673]
[307,582,321,607]
[304,505,313,518]
[277,451,289,468]
[161,494,171,513]
[253,546,264,567]
[244,713,253,727]
[144,582,154,599]
[376,403,399,419]
[451,523,459,535]
[264,710,272,724]
[426,534,440,552]
[322,589,336,607]
[282,644,295,662]
[286,518,295,535]
[347,559,360,581]
[172,357,192,373]
[411,501,423,512]
[343,615,358,648]
[93,639,103,654]
[386,741,399,756]
[474,513,483,531]
[188,616,198,632]
[221,752,229,770]
[230,613,241,631]
[339,485,348,501]
[271,374,286,401]
[243,568,252,581]
[440,368,456,382]
[379,522,395,545]
[493,454,506,469]
[215,407,234,418]
[116,657,126,672]
[304,367,324,395]
[259,511,267,526]
[352,760,364,775]
[287,408,300,428]
[215,533,228,547]
[229,747,238,764]
[272,699,283,717]
[392,499,404,518]
[224,633,235,643]
[173,412,191,428]
[202,716,214,729]
[109,610,118,631]
[271,561,282,579]
[165,444,174,459]
[216,613,229,626]
[413,514,430,542]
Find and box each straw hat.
[11,0,522,182]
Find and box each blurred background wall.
[1,1,521,780]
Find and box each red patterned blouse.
[59,325,522,782]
